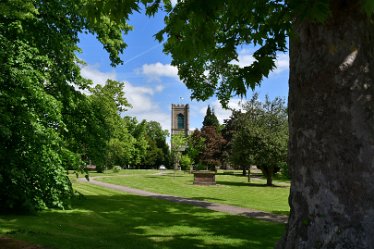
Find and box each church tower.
[171,104,189,136]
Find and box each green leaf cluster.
[157,0,290,106]
[0,0,170,212]
[202,105,220,128]
[229,94,288,185]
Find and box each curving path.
[78,177,288,224]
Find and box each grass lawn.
[0,181,285,249]
[95,170,290,215]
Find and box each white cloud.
[125,83,155,113]
[80,64,171,132]
[80,64,117,86]
[140,62,179,80]
[273,53,289,74]
[231,49,256,68]
[121,83,171,133]
[130,111,171,135]
[155,85,165,92]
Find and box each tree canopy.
[0,0,169,212]
[202,105,220,128]
[230,94,288,185]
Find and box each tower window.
[177,113,184,129]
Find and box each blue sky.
[78,8,289,134]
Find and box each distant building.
[171,104,189,136]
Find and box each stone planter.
[193,171,216,185]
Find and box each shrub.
[96,164,106,173]
[112,165,122,173]
[195,163,208,171]
[179,155,192,171]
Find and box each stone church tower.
[171,104,189,136]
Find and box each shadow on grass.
[272,210,290,216]
[0,191,285,249]
[161,174,188,178]
[190,196,225,201]
[216,172,249,177]
[216,181,288,188]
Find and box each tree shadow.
[0,192,285,249]
[216,181,288,188]
[155,174,186,178]
[272,210,290,216]
[190,196,225,201]
[216,172,249,177]
[216,181,250,187]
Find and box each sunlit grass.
[95,170,290,214]
[0,182,285,249]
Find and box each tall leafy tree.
[0,0,160,212]
[202,105,220,128]
[200,105,224,170]
[87,80,131,172]
[221,110,245,171]
[224,111,251,176]
[199,126,225,171]
[143,121,170,168]
[186,129,205,168]
[124,117,149,168]
[231,94,288,186]
[153,1,374,247]
[0,36,71,212]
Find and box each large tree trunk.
[266,167,273,186]
[277,4,374,249]
[242,166,247,176]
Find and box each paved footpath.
[79,177,288,224]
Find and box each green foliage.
[0,0,142,212]
[107,137,135,168]
[82,80,133,171]
[186,129,205,166]
[112,165,122,173]
[229,94,288,185]
[0,24,72,212]
[228,112,254,175]
[143,121,170,168]
[288,0,330,23]
[171,133,188,169]
[279,162,290,179]
[221,110,243,170]
[179,154,192,170]
[157,0,290,106]
[202,105,220,128]
[199,126,225,171]
[362,0,374,15]
[125,118,149,167]
[157,1,374,107]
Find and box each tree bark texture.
[266,167,273,186]
[277,4,374,249]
